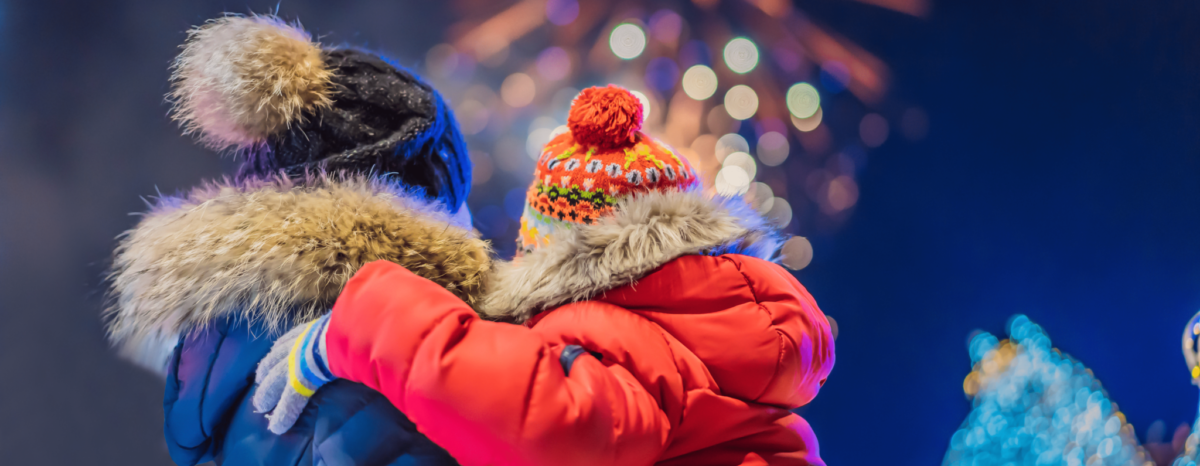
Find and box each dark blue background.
[0,1,1196,465]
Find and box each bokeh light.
[825,175,859,213]
[757,131,789,167]
[629,90,651,121]
[724,85,759,120]
[707,105,740,134]
[645,57,680,92]
[766,197,793,227]
[501,73,536,107]
[747,182,774,214]
[723,37,759,74]
[722,151,757,180]
[470,150,493,186]
[536,47,571,81]
[545,0,579,26]
[526,127,553,159]
[859,113,889,148]
[780,236,813,270]
[425,43,459,79]
[715,165,751,196]
[786,82,821,118]
[715,133,749,163]
[609,23,647,60]
[791,107,823,132]
[681,65,718,100]
[648,9,682,43]
[456,99,490,135]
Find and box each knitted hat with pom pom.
[169,14,471,213]
[519,85,698,252]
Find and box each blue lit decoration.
[947,315,1158,466]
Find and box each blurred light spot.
[797,124,832,154]
[756,117,788,137]
[551,86,580,115]
[707,105,740,134]
[550,125,569,140]
[723,37,759,74]
[722,151,757,179]
[780,236,813,270]
[691,134,717,162]
[786,82,820,118]
[475,33,511,67]
[819,61,851,93]
[748,182,774,214]
[859,113,889,148]
[536,47,571,81]
[825,175,859,213]
[681,65,718,100]
[645,57,680,92]
[766,197,793,227]
[494,137,528,174]
[470,150,493,186]
[527,127,554,159]
[530,116,558,131]
[501,73,536,107]
[680,40,712,67]
[772,47,801,73]
[757,131,789,167]
[825,315,838,340]
[790,107,823,132]
[610,23,647,60]
[545,0,580,26]
[456,99,490,135]
[724,85,759,120]
[715,133,749,163]
[425,43,459,79]
[648,9,682,43]
[829,151,857,176]
[715,165,751,196]
[504,188,527,220]
[901,107,929,141]
[630,90,652,120]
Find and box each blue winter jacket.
[106,177,490,466]
[164,317,458,466]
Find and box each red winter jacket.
[324,190,836,466]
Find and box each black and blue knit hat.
[169,15,471,212]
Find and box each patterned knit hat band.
[519,85,698,251]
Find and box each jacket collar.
[477,188,783,323]
[106,174,492,373]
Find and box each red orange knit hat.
[519,85,699,251]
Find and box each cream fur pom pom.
[169,15,333,150]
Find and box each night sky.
[0,1,1197,465]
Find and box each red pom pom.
[567,85,643,150]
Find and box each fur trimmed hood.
[106,175,491,372]
[477,188,783,323]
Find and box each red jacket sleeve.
[324,261,671,466]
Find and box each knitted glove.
[253,314,334,434]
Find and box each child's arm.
[325,260,671,466]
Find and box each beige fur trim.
[169,15,333,150]
[477,188,782,323]
[106,175,491,372]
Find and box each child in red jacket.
[256,85,837,466]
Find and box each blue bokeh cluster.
[944,315,1151,466]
